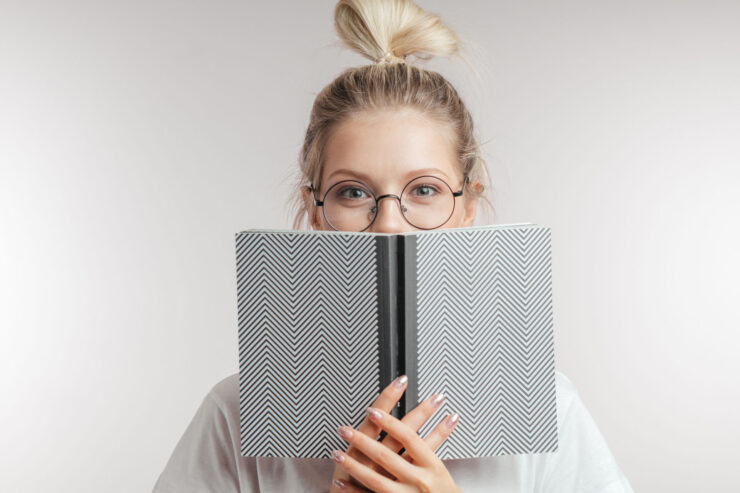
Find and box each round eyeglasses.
[309,175,469,232]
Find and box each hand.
[329,376,461,493]
[333,406,462,493]
[328,374,454,491]
[331,375,420,493]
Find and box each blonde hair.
[288,0,494,229]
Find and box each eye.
[337,186,370,200]
[410,183,441,197]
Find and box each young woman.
[153,1,634,492]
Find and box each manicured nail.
[430,393,445,408]
[445,413,459,429]
[333,478,346,489]
[337,426,353,439]
[365,407,382,420]
[332,450,345,463]
[393,374,408,389]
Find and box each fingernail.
[333,478,346,489]
[337,426,353,439]
[365,407,382,420]
[430,393,445,408]
[332,450,345,463]
[392,374,408,389]
[445,413,459,429]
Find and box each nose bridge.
[376,193,405,215]
[370,193,407,230]
[376,193,401,205]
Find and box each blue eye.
[411,183,441,197]
[338,187,370,199]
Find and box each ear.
[301,186,320,230]
[460,196,478,227]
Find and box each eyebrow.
[325,167,452,184]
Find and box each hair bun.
[334,0,459,63]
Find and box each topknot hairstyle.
[289,0,494,228]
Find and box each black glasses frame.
[309,174,470,232]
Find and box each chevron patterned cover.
[408,225,558,459]
[235,224,557,460]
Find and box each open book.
[235,223,557,460]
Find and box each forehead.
[321,108,459,187]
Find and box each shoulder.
[554,369,580,420]
[553,367,601,440]
[208,372,240,409]
[203,372,241,437]
[543,369,634,492]
[180,373,242,457]
[554,368,577,393]
[152,373,248,493]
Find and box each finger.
[365,407,437,467]
[343,375,408,483]
[400,413,460,462]
[357,374,407,438]
[380,392,445,453]
[338,425,417,483]
[332,477,372,492]
[332,449,398,493]
[424,413,460,451]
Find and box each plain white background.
[1,0,738,491]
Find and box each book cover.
[235,223,557,460]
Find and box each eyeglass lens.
[322,175,457,231]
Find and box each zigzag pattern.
[414,227,557,459]
[236,232,380,458]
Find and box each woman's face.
[304,108,478,233]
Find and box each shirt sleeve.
[152,393,242,493]
[540,373,634,493]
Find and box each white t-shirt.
[152,370,634,492]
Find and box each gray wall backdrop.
[1,1,738,491]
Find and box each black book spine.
[376,235,400,418]
[401,234,418,414]
[396,235,406,416]
[377,235,418,418]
